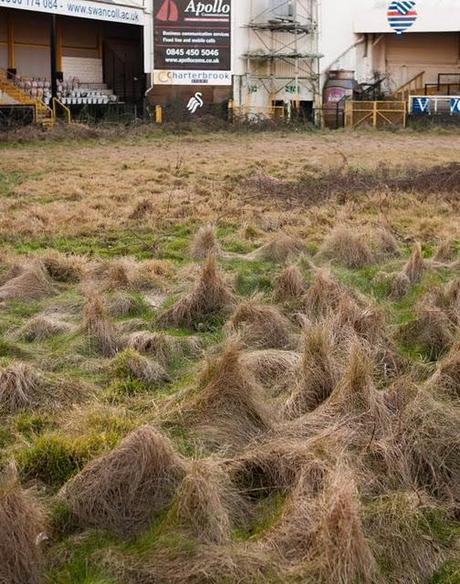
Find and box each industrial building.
[0,0,459,126]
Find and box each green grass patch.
[0,170,24,198]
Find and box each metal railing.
[393,71,425,100]
[52,97,71,124]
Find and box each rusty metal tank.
[323,70,358,128]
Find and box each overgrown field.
[0,129,459,584]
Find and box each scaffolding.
[242,0,322,114]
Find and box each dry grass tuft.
[273,265,306,302]
[226,297,295,350]
[158,255,234,329]
[59,425,187,535]
[187,340,273,447]
[190,224,220,260]
[389,271,411,301]
[365,491,445,582]
[250,233,305,263]
[284,320,341,418]
[0,262,53,302]
[0,362,44,414]
[0,463,46,584]
[302,268,345,319]
[430,344,460,400]
[398,303,456,359]
[110,542,279,584]
[39,250,87,283]
[319,228,374,268]
[113,349,170,385]
[390,243,425,300]
[168,458,246,544]
[83,289,119,357]
[129,198,154,220]
[393,389,460,503]
[403,243,425,285]
[312,468,377,584]
[375,228,400,257]
[433,239,457,263]
[16,315,73,342]
[241,349,300,396]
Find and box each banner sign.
[409,95,460,115]
[154,0,232,86]
[0,0,145,24]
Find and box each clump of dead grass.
[0,362,44,414]
[430,343,460,400]
[302,268,345,319]
[157,255,234,329]
[249,233,305,263]
[319,228,374,269]
[365,491,445,583]
[59,425,187,535]
[398,302,456,359]
[375,227,400,257]
[390,243,425,300]
[226,296,295,350]
[39,250,87,283]
[190,224,220,260]
[433,238,457,263]
[0,463,46,584]
[393,389,460,503]
[113,349,170,385]
[186,340,273,448]
[16,315,73,342]
[0,262,53,302]
[83,289,119,357]
[284,320,341,418]
[167,458,246,544]
[240,349,300,396]
[311,467,377,584]
[273,265,306,302]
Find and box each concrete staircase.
[0,69,55,127]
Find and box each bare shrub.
[59,426,187,535]
[273,265,306,302]
[190,224,220,260]
[158,255,234,329]
[319,228,374,268]
[226,296,295,350]
[0,262,53,301]
[83,290,119,357]
[16,315,72,342]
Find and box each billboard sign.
[154,0,232,86]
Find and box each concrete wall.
[354,0,460,33]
